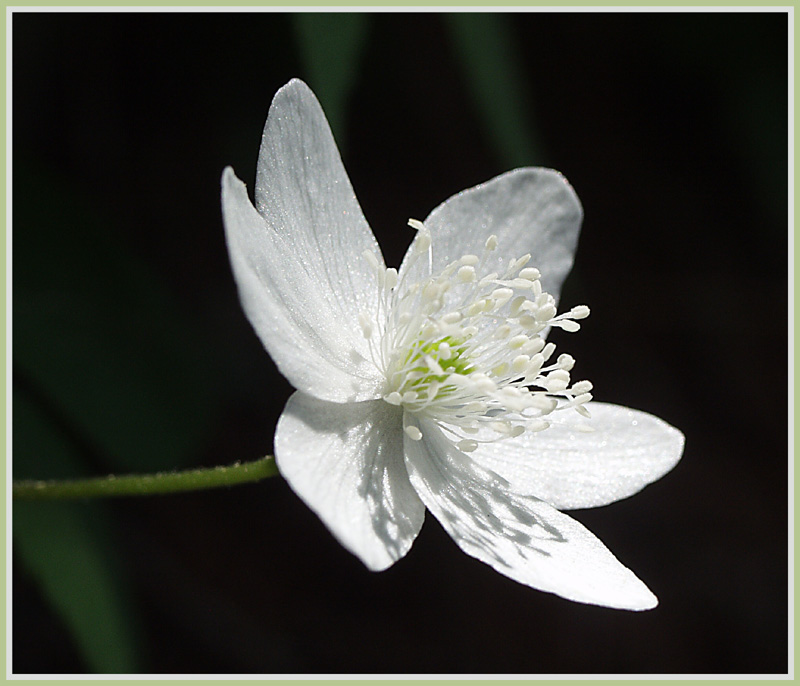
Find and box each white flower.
[221,79,684,610]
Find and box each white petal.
[222,167,384,402]
[471,402,685,510]
[275,391,425,571]
[254,79,384,332]
[404,418,658,610]
[221,78,386,403]
[400,168,582,302]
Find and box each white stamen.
[358,312,373,339]
[571,380,593,394]
[535,303,557,322]
[508,335,529,349]
[557,354,575,370]
[511,254,531,272]
[368,225,592,448]
[511,355,530,374]
[457,265,477,283]
[404,425,423,441]
[408,219,432,253]
[555,319,581,332]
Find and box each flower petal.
[221,79,386,403]
[254,79,384,326]
[400,168,583,302]
[222,167,384,402]
[470,402,685,510]
[275,391,426,571]
[404,417,658,610]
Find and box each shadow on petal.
[403,417,656,610]
[275,392,425,569]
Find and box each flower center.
[359,220,592,451]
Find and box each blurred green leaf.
[292,13,370,144]
[14,168,216,473]
[444,14,544,167]
[14,393,141,673]
[15,502,141,673]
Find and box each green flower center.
[397,335,472,398]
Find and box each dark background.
[12,11,789,674]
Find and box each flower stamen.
[366,219,591,447]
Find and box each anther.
[421,322,439,338]
[555,319,581,332]
[490,420,512,434]
[557,354,575,370]
[530,396,557,412]
[525,353,545,379]
[544,370,570,392]
[570,305,590,319]
[467,300,486,317]
[511,254,531,272]
[358,312,373,339]
[404,426,423,441]
[473,374,497,393]
[535,303,557,322]
[494,324,512,339]
[491,288,514,306]
[510,295,527,315]
[528,419,550,433]
[408,218,431,253]
[424,356,444,375]
[511,355,530,374]
[571,380,593,394]
[422,282,440,301]
[457,265,477,283]
[522,338,545,355]
[508,334,529,349]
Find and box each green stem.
[13,456,279,501]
